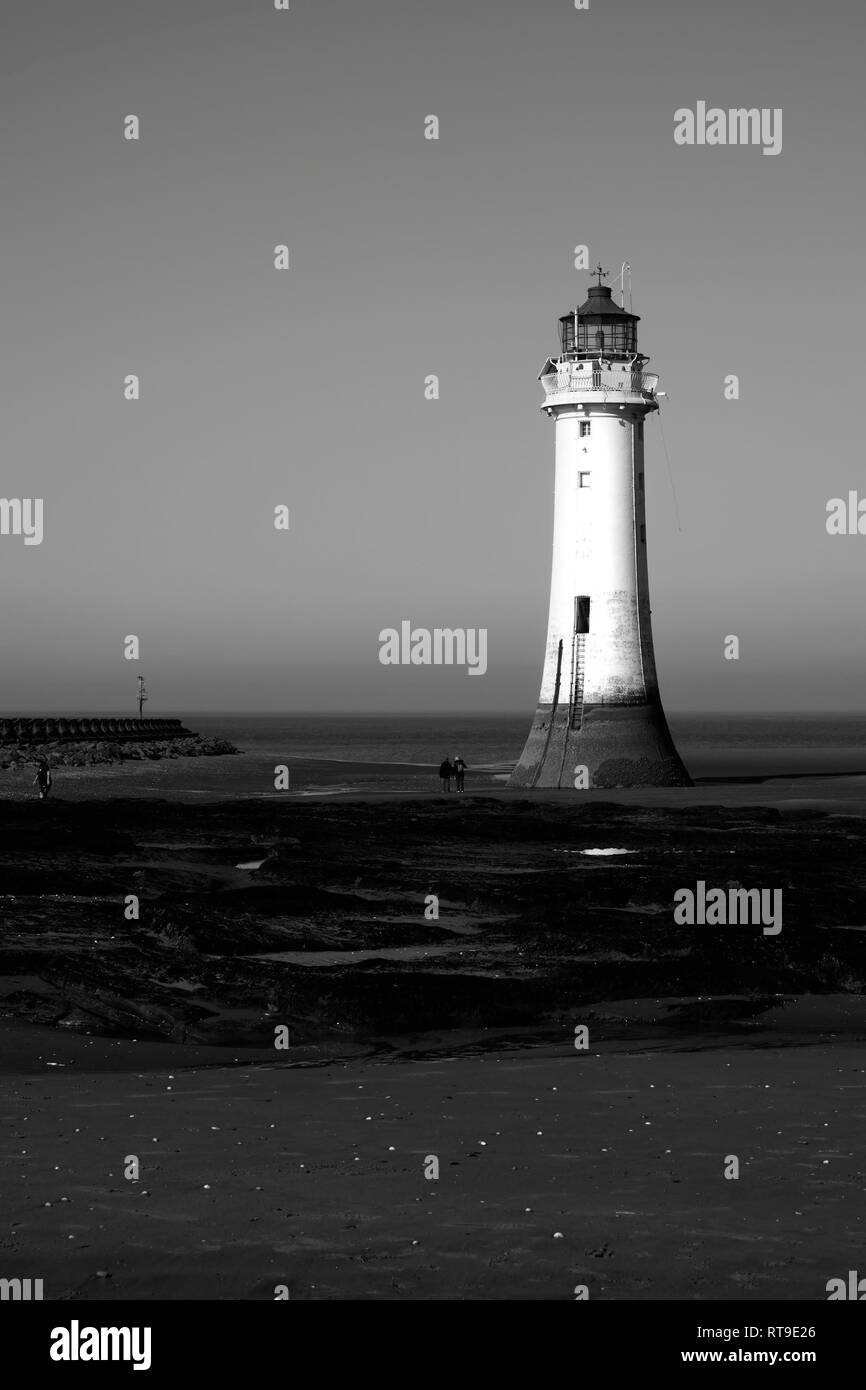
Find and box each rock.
[269,838,302,857]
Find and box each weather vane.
[592,262,608,286]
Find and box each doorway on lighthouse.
[574,596,591,633]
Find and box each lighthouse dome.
[559,277,640,359]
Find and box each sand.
[2,1012,863,1300]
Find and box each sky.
[2,0,864,714]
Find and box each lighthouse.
[510,265,691,789]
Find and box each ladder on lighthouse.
[570,632,587,731]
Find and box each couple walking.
[439,755,466,793]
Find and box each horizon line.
[1,708,864,718]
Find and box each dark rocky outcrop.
[0,734,238,769]
[0,796,864,1048]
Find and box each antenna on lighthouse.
[617,261,632,310]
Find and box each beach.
[2,1012,864,1301]
[1,774,865,1298]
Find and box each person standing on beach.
[439,757,454,792]
[453,754,467,793]
[33,758,52,801]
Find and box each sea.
[196,711,866,770]
[173,712,866,798]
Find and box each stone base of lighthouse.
[509,699,691,789]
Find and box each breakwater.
[0,717,193,744]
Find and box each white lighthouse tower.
[510,265,690,789]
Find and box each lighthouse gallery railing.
[540,369,659,399]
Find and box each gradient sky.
[2,0,864,713]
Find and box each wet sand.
[2,1009,864,1300]
[5,746,866,812]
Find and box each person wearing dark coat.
[439,758,454,792]
[453,755,467,792]
[34,759,52,801]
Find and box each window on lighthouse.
[579,422,591,437]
